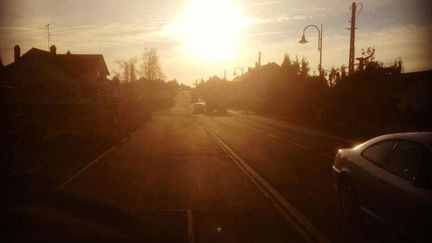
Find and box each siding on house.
[0,46,119,140]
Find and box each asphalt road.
[59,91,390,242]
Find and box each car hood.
[1,191,188,243]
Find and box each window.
[386,140,430,181]
[362,140,396,167]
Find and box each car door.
[356,139,396,214]
[374,139,432,238]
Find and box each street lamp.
[299,24,323,76]
[233,66,244,81]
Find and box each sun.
[172,0,246,63]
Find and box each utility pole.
[46,23,51,51]
[348,2,362,75]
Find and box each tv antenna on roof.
[46,23,51,51]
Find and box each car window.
[361,140,395,167]
[386,140,430,181]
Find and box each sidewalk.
[1,134,114,193]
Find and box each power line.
[45,23,51,51]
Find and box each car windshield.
[1,0,431,242]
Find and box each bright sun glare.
[173,0,246,63]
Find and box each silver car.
[332,132,432,241]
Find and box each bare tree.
[340,65,347,79]
[356,47,375,72]
[129,57,138,83]
[328,66,337,87]
[141,48,165,81]
[115,57,138,83]
[281,54,300,77]
[115,60,129,83]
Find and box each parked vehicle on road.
[332,132,432,241]
[192,102,205,114]
[204,99,227,115]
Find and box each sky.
[0,0,431,85]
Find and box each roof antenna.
[46,23,51,51]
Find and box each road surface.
[58,91,389,242]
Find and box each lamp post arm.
[300,24,323,76]
[302,24,321,52]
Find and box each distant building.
[231,62,280,83]
[230,62,281,110]
[0,45,119,139]
[126,78,177,109]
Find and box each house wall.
[0,53,121,140]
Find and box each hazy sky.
[1,0,431,84]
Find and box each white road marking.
[220,117,281,139]
[220,117,314,151]
[360,207,385,223]
[219,117,338,159]
[204,126,330,243]
[56,146,117,191]
[186,209,195,243]
[228,110,356,144]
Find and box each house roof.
[231,62,280,82]
[55,53,110,77]
[1,47,109,77]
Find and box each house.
[230,62,281,109]
[0,45,119,139]
[126,78,177,110]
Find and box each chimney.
[14,45,20,62]
[50,45,57,55]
